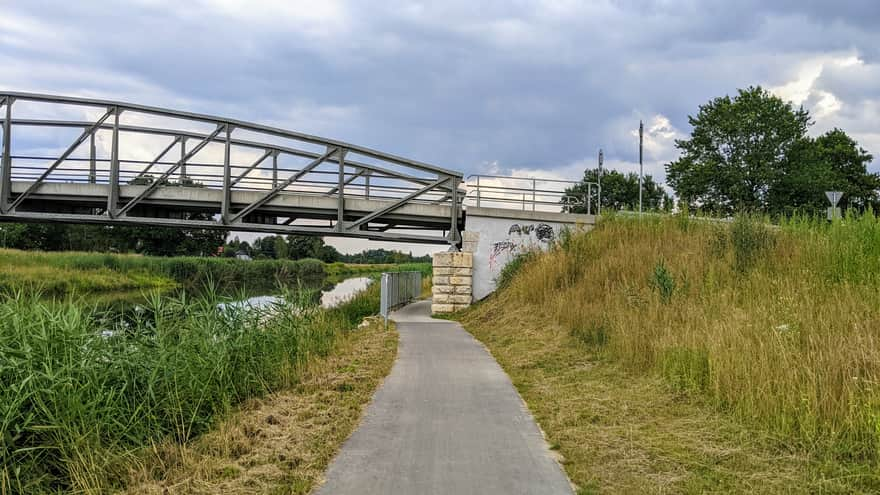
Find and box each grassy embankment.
[325,261,433,279]
[459,213,880,493]
[0,249,326,296]
[0,281,395,494]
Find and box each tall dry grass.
[506,213,880,463]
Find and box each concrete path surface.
[316,300,572,495]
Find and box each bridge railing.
[464,174,598,214]
[0,92,464,245]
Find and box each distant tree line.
[222,235,431,264]
[0,218,225,256]
[0,223,432,264]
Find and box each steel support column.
[107,107,121,217]
[221,125,232,223]
[336,149,346,231]
[448,176,461,247]
[0,98,12,213]
[180,137,187,179]
[89,132,96,184]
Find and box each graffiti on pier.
[489,223,556,270]
[489,240,517,269]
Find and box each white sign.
[825,191,843,206]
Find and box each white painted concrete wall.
[463,207,594,300]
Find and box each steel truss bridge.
[0,92,464,245]
[0,92,595,247]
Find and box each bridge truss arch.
[0,92,463,245]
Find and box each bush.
[729,214,775,274]
[649,259,676,303]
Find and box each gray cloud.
[2,1,879,254]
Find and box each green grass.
[0,281,383,494]
[325,261,432,279]
[457,211,880,492]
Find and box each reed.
[0,282,381,494]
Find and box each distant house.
[235,250,252,261]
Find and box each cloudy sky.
[3,0,879,254]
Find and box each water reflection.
[220,276,373,312]
[320,277,372,308]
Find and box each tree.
[564,168,669,213]
[814,129,878,211]
[667,86,880,216]
[274,236,289,259]
[666,86,812,215]
[286,235,325,260]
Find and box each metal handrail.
[464,174,598,214]
[0,92,465,245]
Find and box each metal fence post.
[532,178,536,211]
[586,183,591,215]
[380,273,389,329]
[476,175,481,207]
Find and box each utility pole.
[638,120,644,215]
[597,149,603,216]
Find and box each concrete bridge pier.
[432,207,594,314]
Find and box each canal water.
[221,276,373,312]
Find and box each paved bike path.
[316,300,572,495]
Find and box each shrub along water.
[0,281,381,494]
[503,212,880,469]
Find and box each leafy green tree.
[813,129,878,210]
[667,86,879,216]
[666,86,812,214]
[564,168,669,212]
[286,235,325,260]
[274,236,289,259]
